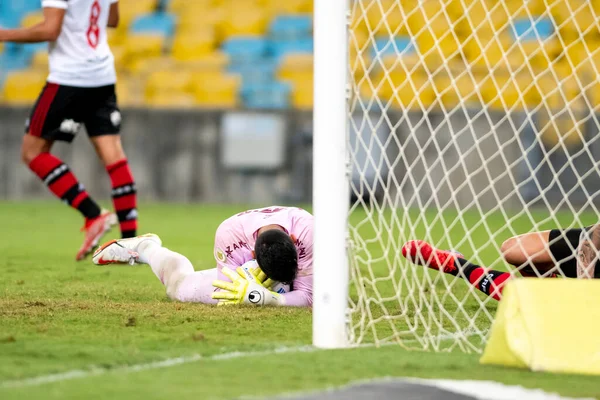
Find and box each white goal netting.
[347,0,600,351]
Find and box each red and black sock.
[29,153,101,220]
[106,159,137,238]
[453,258,511,301]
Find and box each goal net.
[336,0,600,351]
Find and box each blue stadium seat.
[131,12,177,36]
[269,38,313,60]
[0,0,39,28]
[372,36,415,58]
[228,61,277,85]
[269,14,312,41]
[511,17,554,41]
[240,82,291,109]
[222,37,269,65]
[21,42,48,57]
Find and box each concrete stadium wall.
[1,107,598,209]
[0,108,314,205]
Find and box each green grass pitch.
[1,202,599,399]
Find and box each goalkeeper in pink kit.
[92,206,313,307]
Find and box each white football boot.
[92,234,162,266]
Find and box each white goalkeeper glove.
[211,264,285,306]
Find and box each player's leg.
[402,240,511,300]
[22,83,115,260]
[93,235,218,304]
[501,228,583,278]
[86,84,138,239]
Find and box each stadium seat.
[550,0,599,38]
[229,61,277,85]
[177,8,224,36]
[277,53,313,80]
[123,35,165,66]
[222,37,268,64]
[193,73,241,108]
[2,69,46,104]
[269,38,313,60]
[371,36,416,59]
[290,78,313,109]
[262,0,312,15]
[365,0,408,38]
[221,9,267,37]
[146,93,197,108]
[509,17,560,68]
[240,82,291,109]
[21,11,43,28]
[31,51,49,70]
[172,31,216,61]
[131,12,177,37]
[0,0,39,28]
[118,0,158,31]
[269,14,312,41]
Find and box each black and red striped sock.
[454,258,511,301]
[29,153,101,220]
[106,159,137,238]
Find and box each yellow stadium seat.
[123,35,165,65]
[407,1,461,64]
[169,0,215,13]
[2,70,47,105]
[21,12,44,28]
[220,9,267,37]
[277,53,313,80]
[125,56,174,75]
[365,0,409,38]
[172,31,216,61]
[481,69,540,110]
[261,0,312,15]
[550,0,599,38]
[376,69,434,110]
[146,93,197,108]
[116,80,143,107]
[176,52,230,74]
[117,0,157,33]
[290,78,313,109]
[31,51,49,70]
[145,69,193,100]
[178,8,224,35]
[108,29,125,47]
[192,74,241,108]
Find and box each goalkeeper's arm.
[281,275,312,307]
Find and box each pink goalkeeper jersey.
[213,206,314,307]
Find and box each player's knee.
[500,237,521,265]
[20,142,42,165]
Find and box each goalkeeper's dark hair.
[255,229,298,285]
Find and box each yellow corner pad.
[480,278,600,376]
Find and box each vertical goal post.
[312,0,351,349]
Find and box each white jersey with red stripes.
[42,0,117,87]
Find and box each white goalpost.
[313,0,600,351]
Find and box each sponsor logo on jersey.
[60,119,82,135]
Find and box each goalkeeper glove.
[239,260,277,291]
[212,265,285,306]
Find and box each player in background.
[0,0,138,260]
[92,206,314,307]
[402,224,600,301]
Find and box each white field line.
[0,330,482,390]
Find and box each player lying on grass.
[402,224,600,301]
[92,206,313,307]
